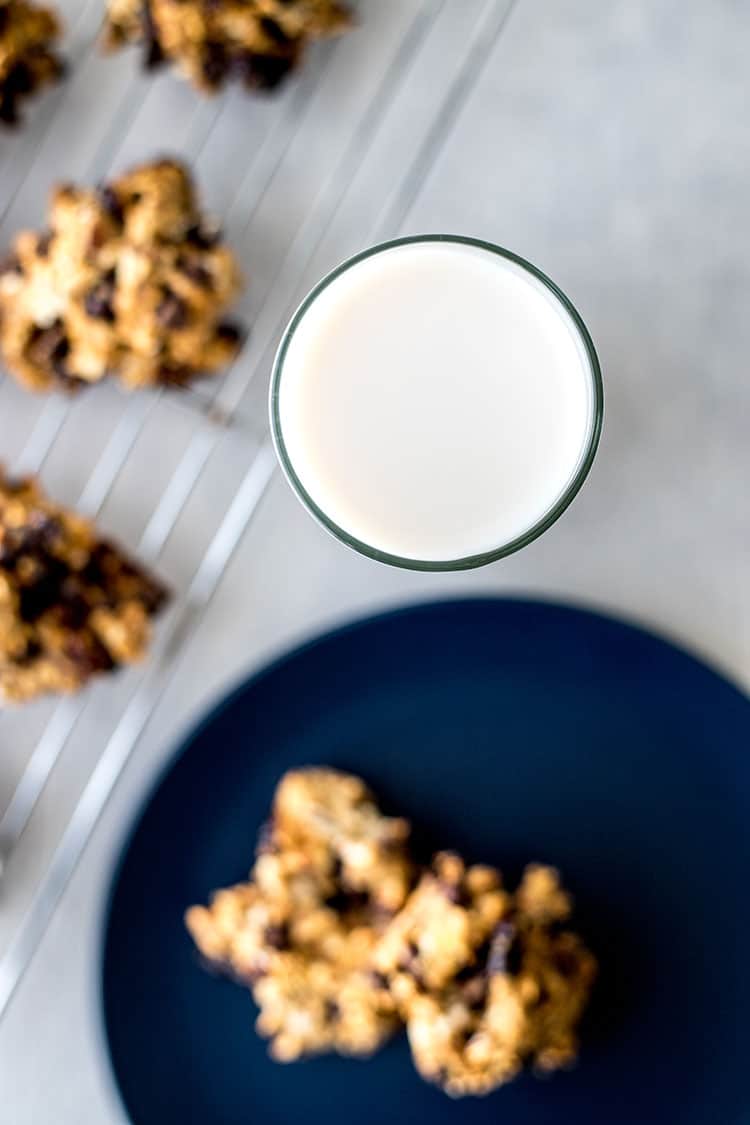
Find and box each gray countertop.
[0,0,748,1120]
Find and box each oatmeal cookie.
[103,0,351,94]
[186,768,412,1061]
[375,859,597,1097]
[0,469,168,702]
[0,158,243,392]
[0,0,63,127]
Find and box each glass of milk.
[270,235,603,571]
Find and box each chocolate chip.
[141,577,169,615]
[410,970,427,993]
[553,949,579,978]
[215,321,243,347]
[0,57,41,125]
[460,974,488,1010]
[84,270,116,322]
[178,257,212,288]
[145,36,164,67]
[0,475,26,495]
[202,41,229,87]
[0,253,22,276]
[83,542,168,614]
[535,985,550,1007]
[157,363,194,387]
[0,95,19,128]
[185,224,220,249]
[25,322,86,388]
[260,18,291,46]
[235,52,294,91]
[324,890,369,914]
[79,546,106,588]
[142,2,165,68]
[324,999,340,1023]
[369,971,389,990]
[96,185,124,227]
[36,231,53,257]
[264,923,290,950]
[57,593,92,631]
[397,941,423,982]
[156,288,188,329]
[27,321,69,369]
[5,61,34,97]
[0,64,34,126]
[18,557,69,621]
[61,632,115,674]
[0,513,58,567]
[17,640,42,666]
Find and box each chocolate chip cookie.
[0,158,243,392]
[0,469,168,702]
[186,768,412,1061]
[0,0,63,127]
[103,0,351,94]
[375,858,597,1097]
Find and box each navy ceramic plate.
[102,599,750,1125]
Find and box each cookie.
[0,158,243,392]
[186,768,413,1061]
[103,0,351,94]
[375,858,597,1097]
[0,0,63,126]
[0,469,168,702]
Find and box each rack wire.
[0,0,519,1019]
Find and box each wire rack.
[0,0,518,1019]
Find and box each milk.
[272,238,600,565]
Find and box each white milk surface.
[276,240,595,562]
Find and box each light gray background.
[0,0,748,1120]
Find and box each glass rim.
[269,234,604,572]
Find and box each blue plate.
[101,598,750,1125]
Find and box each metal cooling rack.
[0,0,518,1018]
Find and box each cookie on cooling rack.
[373,857,597,1098]
[102,0,351,94]
[0,0,64,127]
[0,469,169,702]
[0,158,243,392]
[186,768,413,1061]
